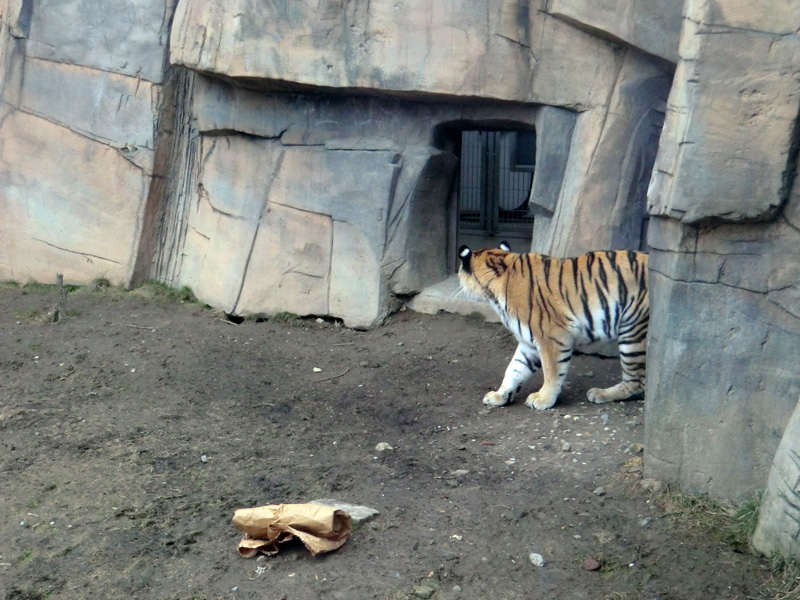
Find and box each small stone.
[310,499,380,526]
[561,441,572,452]
[412,585,435,599]
[583,370,594,377]
[639,517,654,527]
[452,584,462,593]
[529,552,546,567]
[450,469,469,477]
[315,318,324,324]
[601,414,610,425]
[312,367,322,373]
[200,454,208,463]
[627,443,644,454]
[592,486,605,496]
[582,557,602,571]
[375,442,394,452]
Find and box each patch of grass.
[91,276,112,290]
[22,282,53,295]
[270,311,304,326]
[641,482,763,553]
[2,280,20,288]
[137,281,201,304]
[752,555,800,600]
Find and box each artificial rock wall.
[0,0,679,328]
[644,0,800,500]
[0,0,174,285]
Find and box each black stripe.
[542,258,550,290]
[597,256,609,291]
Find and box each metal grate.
[458,131,534,236]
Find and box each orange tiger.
[458,242,649,410]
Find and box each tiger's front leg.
[483,344,541,407]
[524,338,573,410]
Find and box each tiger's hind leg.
[484,344,540,407]
[587,324,647,404]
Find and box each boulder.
[0,110,148,284]
[170,0,622,109]
[752,396,800,559]
[547,0,682,63]
[647,1,800,224]
[643,0,800,499]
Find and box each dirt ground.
[0,283,775,600]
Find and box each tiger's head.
[457,241,515,303]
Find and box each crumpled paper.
[232,503,352,557]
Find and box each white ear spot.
[459,247,471,258]
[499,241,511,252]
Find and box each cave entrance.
[457,129,535,255]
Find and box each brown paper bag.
[232,503,352,557]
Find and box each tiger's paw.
[587,387,614,404]
[483,391,511,407]
[524,392,556,411]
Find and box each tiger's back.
[458,245,649,410]
[503,250,648,346]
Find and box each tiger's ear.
[458,245,472,273]
[499,241,511,252]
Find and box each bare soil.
[0,284,772,600]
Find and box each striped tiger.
[458,242,649,410]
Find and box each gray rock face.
[647,1,800,224]
[548,0,682,63]
[643,0,800,500]
[0,0,172,285]
[26,0,172,83]
[170,0,625,108]
[532,49,671,256]
[753,397,800,559]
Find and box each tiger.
[458,242,649,410]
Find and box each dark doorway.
[457,130,535,252]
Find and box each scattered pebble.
[529,552,546,567]
[310,499,379,525]
[582,557,602,571]
[639,517,654,528]
[450,469,469,477]
[592,486,605,496]
[412,585,435,599]
[627,443,644,454]
[601,414,610,425]
[561,441,572,452]
[200,454,208,463]
[312,367,322,373]
[374,442,393,452]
